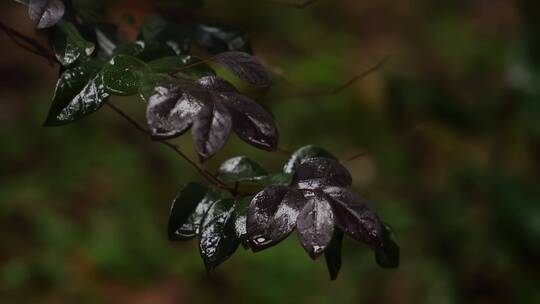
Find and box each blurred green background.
[1,0,540,303]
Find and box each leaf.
[168,182,209,241]
[140,16,192,54]
[323,187,384,247]
[102,55,148,96]
[94,23,118,59]
[296,191,335,259]
[194,23,252,54]
[284,145,336,174]
[247,185,288,251]
[44,60,109,126]
[52,21,96,66]
[222,93,278,151]
[146,80,207,139]
[215,51,271,87]
[28,0,65,29]
[234,202,250,249]
[138,73,173,102]
[114,41,176,62]
[192,101,233,161]
[268,189,306,244]
[324,229,344,280]
[292,157,352,190]
[175,189,222,240]
[197,75,238,93]
[148,56,215,78]
[199,199,239,271]
[375,223,400,268]
[218,156,267,183]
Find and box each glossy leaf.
[194,23,252,54]
[375,223,400,268]
[199,199,239,271]
[94,23,118,59]
[146,80,207,139]
[293,157,352,190]
[44,60,109,126]
[324,187,384,247]
[114,41,176,62]
[218,156,267,183]
[197,75,238,93]
[234,202,250,249]
[140,16,192,54]
[138,73,173,102]
[148,56,215,78]
[28,0,64,29]
[297,191,335,259]
[324,229,344,280]
[102,55,147,96]
[222,93,278,151]
[284,145,336,174]
[247,185,288,251]
[268,189,306,244]
[175,189,222,240]
[192,101,233,161]
[215,51,271,87]
[52,21,96,66]
[168,182,208,241]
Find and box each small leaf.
[192,101,233,161]
[218,156,267,183]
[52,21,96,66]
[284,145,336,174]
[140,16,192,54]
[296,191,335,259]
[215,51,271,87]
[114,41,176,62]
[268,189,305,244]
[102,55,148,96]
[95,23,119,59]
[222,93,278,151]
[176,189,222,240]
[44,60,109,126]
[197,75,238,93]
[375,223,400,268]
[199,199,239,271]
[194,23,252,54]
[146,80,207,139]
[168,182,209,241]
[324,229,344,280]
[324,187,384,247]
[28,0,65,29]
[148,56,215,78]
[234,202,251,249]
[292,157,352,190]
[138,73,173,102]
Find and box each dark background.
[1,0,540,303]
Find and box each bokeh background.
[1,0,540,303]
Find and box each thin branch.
[0,21,57,65]
[276,146,294,155]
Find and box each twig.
[277,146,294,155]
[0,21,58,65]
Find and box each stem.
[0,21,58,65]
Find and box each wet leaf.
[199,199,239,271]
[168,182,208,241]
[140,16,192,54]
[297,191,335,259]
[194,23,252,54]
[102,55,148,96]
[324,229,343,280]
[234,202,250,249]
[44,60,109,126]
[176,189,222,240]
[375,223,400,268]
[148,56,215,78]
[146,80,207,139]
[138,73,173,102]
[94,23,118,59]
[197,75,238,93]
[218,156,267,183]
[222,93,278,151]
[284,145,336,174]
[215,51,271,87]
[268,189,306,244]
[52,21,95,66]
[114,41,176,62]
[192,101,233,161]
[324,187,384,247]
[292,157,352,190]
[28,0,65,29]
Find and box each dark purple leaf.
[175,189,221,240]
[375,223,400,268]
[218,156,267,183]
[284,145,336,174]
[28,0,65,29]
[197,76,238,93]
[168,182,209,241]
[146,81,207,139]
[199,199,239,271]
[246,185,288,251]
[222,93,278,151]
[267,189,306,243]
[324,229,344,280]
[293,158,352,189]
[296,191,335,259]
[192,101,232,161]
[324,187,384,247]
[215,51,271,87]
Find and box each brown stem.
[0,21,58,65]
